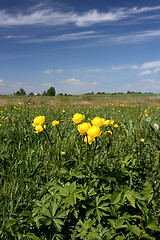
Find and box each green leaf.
[115,218,124,229]
[108,219,116,229]
[25,233,40,240]
[127,223,141,236]
[69,181,76,193]
[126,192,135,208]
[110,192,122,205]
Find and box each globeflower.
[91,117,103,127]
[84,135,95,144]
[105,130,112,136]
[32,116,45,127]
[103,119,111,127]
[34,125,46,133]
[77,122,91,135]
[140,138,145,143]
[87,125,101,138]
[110,120,114,124]
[52,120,59,127]
[72,113,85,124]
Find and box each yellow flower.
[103,119,111,127]
[110,119,114,124]
[32,116,45,126]
[114,124,118,128]
[84,135,95,144]
[61,151,66,156]
[72,113,85,124]
[125,129,128,133]
[34,125,45,133]
[91,117,103,127]
[77,122,91,135]
[105,130,112,136]
[87,125,101,138]
[62,110,65,113]
[140,138,145,143]
[52,120,59,126]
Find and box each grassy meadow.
[0,93,160,239]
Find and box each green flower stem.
[42,126,56,164]
[56,125,63,154]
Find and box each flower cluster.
[72,113,115,144]
[32,116,46,133]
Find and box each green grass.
[0,101,160,239]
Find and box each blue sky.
[1,0,160,94]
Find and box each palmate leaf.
[127,224,156,239]
[25,233,40,240]
[110,191,122,205]
[125,192,135,208]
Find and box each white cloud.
[141,60,160,69]
[154,68,160,74]
[43,69,64,74]
[55,69,64,73]
[84,68,103,73]
[110,29,160,43]
[139,70,151,76]
[61,77,99,94]
[41,82,53,87]
[24,31,100,43]
[43,69,53,74]
[112,64,138,70]
[0,79,4,86]
[1,5,160,27]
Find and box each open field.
[0,94,160,239]
[1,93,160,107]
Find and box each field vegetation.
[0,93,160,239]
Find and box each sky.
[1,0,160,95]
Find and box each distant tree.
[28,92,34,96]
[15,88,26,96]
[42,91,47,96]
[47,87,56,96]
[36,93,41,96]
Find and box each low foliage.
[0,102,160,239]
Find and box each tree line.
[14,87,56,96]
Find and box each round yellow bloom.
[110,119,114,124]
[140,138,145,143]
[84,135,95,144]
[72,113,85,124]
[52,120,59,127]
[34,125,45,133]
[32,116,45,126]
[87,125,101,138]
[103,119,111,127]
[77,122,91,135]
[114,124,118,128]
[91,117,103,127]
[105,130,112,136]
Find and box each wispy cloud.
[43,68,64,74]
[141,60,160,69]
[112,64,138,70]
[0,79,5,86]
[41,82,53,87]
[23,31,101,43]
[110,29,160,43]
[138,70,151,76]
[0,5,160,27]
[61,77,99,94]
